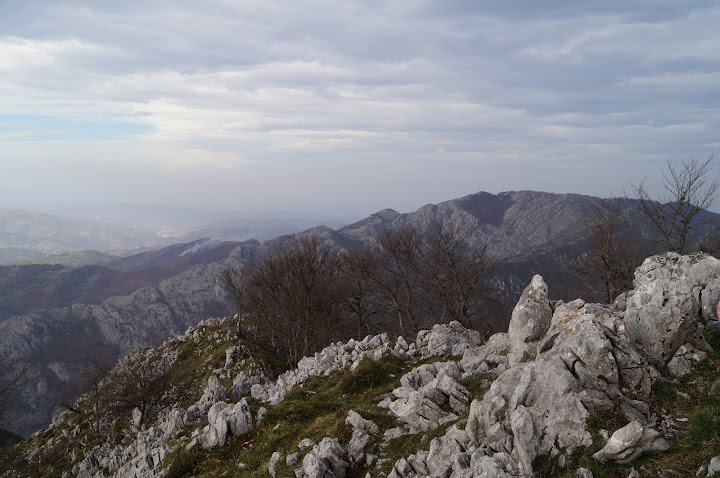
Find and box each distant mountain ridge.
[336,190,600,260]
[0,208,163,264]
[0,206,349,266]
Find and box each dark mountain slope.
[0,240,242,322]
[104,238,241,272]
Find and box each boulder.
[230,370,268,399]
[298,438,316,450]
[300,438,349,478]
[425,425,472,477]
[199,398,253,450]
[228,399,253,436]
[707,456,720,476]
[626,253,719,371]
[468,452,521,478]
[667,343,707,378]
[592,421,669,464]
[345,410,378,466]
[466,299,660,474]
[460,332,509,374]
[389,390,453,432]
[415,321,484,358]
[269,451,283,477]
[286,452,301,466]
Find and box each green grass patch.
[458,372,493,400]
[170,353,429,478]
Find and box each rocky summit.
[5,251,720,477]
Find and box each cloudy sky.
[1,1,719,219]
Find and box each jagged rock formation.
[5,252,720,477]
[338,191,600,261]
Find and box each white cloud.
[1,1,719,215]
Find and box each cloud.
[1,1,719,216]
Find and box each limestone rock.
[507,275,552,366]
[300,437,349,478]
[299,438,316,450]
[389,390,451,432]
[199,398,253,450]
[667,343,707,378]
[592,421,670,464]
[468,452,521,478]
[345,410,378,466]
[228,399,253,437]
[269,451,283,478]
[225,345,248,367]
[465,301,661,475]
[625,253,714,371]
[415,321,484,358]
[707,456,720,476]
[287,452,301,466]
[186,375,227,423]
[460,332,509,374]
[425,425,473,477]
[230,370,268,399]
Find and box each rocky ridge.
[6,251,720,477]
[0,190,610,438]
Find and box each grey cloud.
[1,1,719,216]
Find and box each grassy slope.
[164,326,720,478]
[165,353,490,478]
[5,317,720,478]
[0,263,191,320]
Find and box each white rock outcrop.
[592,421,670,464]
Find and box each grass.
[162,352,475,478]
[458,372,494,399]
[168,353,410,478]
[1,317,272,478]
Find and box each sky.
[1,0,719,220]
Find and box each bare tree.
[56,358,114,443]
[364,223,496,334]
[337,247,386,339]
[571,199,644,303]
[420,221,495,328]
[244,237,344,366]
[103,349,190,432]
[371,226,427,335]
[631,154,719,253]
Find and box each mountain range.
[1,189,716,437]
[0,206,348,266]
